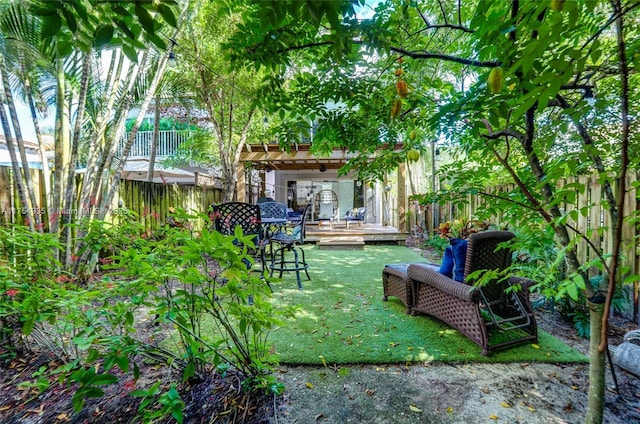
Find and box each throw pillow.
[449,238,469,283]
[439,245,454,278]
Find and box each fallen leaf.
[528,406,536,412]
[319,356,327,367]
[305,382,314,389]
[531,344,540,349]
[501,402,511,408]
[409,405,422,413]
[365,389,375,396]
[571,385,578,390]
[489,414,499,420]
[56,413,68,420]
[389,342,400,348]
[446,406,453,413]
[407,346,414,351]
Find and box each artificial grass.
[267,245,588,365]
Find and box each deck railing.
[118,130,193,158]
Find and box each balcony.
[118,130,192,158]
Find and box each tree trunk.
[61,53,91,265]
[585,300,606,424]
[0,84,32,230]
[148,94,160,183]
[99,48,174,219]
[24,70,52,223]
[51,57,70,238]
[79,49,124,219]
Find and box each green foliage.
[27,0,179,56]
[110,208,295,391]
[1,211,292,420]
[124,118,199,133]
[132,382,185,424]
[421,235,449,253]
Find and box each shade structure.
[120,158,195,184]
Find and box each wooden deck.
[305,222,408,245]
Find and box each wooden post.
[236,161,246,203]
[398,162,407,232]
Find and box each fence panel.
[114,180,222,231]
[428,174,640,307]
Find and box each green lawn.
[266,244,587,364]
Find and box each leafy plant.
[132,382,185,424]
[421,235,449,253]
[111,209,296,394]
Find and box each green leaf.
[92,374,118,386]
[93,25,114,48]
[122,45,139,63]
[22,316,36,336]
[82,386,105,398]
[566,283,578,301]
[61,8,77,33]
[41,13,62,37]
[157,3,177,27]
[135,3,155,35]
[57,41,74,57]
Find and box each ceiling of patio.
[242,143,349,171]
[241,143,403,171]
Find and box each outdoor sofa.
[384,230,538,356]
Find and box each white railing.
[118,130,193,157]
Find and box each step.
[317,236,365,250]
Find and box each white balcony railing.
[118,130,193,158]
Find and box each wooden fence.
[0,167,222,231]
[114,180,222,230]
[414,174,639,320]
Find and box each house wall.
[273,169,385,225]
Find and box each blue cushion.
[291,225,301,239]
[439,246,454,278]
[450,238,468,282]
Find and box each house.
[238,142,409,232]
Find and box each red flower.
[5,289,18,297]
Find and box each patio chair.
[210,202,270,285]
[259,201,287,220]
[269,203,311,289]
[408,230,538,356]
[344,207,366,229]
[258,201,288,238]
[314,189,338,228]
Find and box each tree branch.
[389,46,500,67]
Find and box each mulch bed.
[0,351,279,424]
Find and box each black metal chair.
[269,203,311,289]
[258,201,288,238]
[210,202,270,285]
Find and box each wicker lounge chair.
[408,230,538,356]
